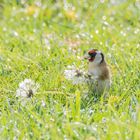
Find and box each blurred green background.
[0,0,140,140]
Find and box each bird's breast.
[88,65,101,78]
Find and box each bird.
[84,49,111,95]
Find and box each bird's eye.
[89,52,96,57]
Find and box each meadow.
[0,0,140,139]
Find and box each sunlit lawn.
[0,0,140,139]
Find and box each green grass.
[0,0,140,139]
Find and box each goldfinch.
[84,49,111,94]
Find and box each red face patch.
[88,49,98,62]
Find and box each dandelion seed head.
[64,66,86,85]
[72,75,85,85]
[16,79,39,105]
[64,69,76,80]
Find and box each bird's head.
[84,49,104,65]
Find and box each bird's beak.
[83,54,90,59]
